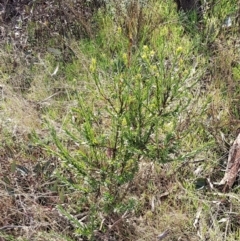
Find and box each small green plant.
[48,17,202,238]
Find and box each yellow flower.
[150,65,157,72]
[141,53,148,60]
[150,65,159,77]
[176,46,183,54]
[117,26,122,35]
[183,69,189,75]
[135,73,142,79]
[89,57,97,73]
[122,53,128,66]
[143,45,149,52]
[150,50,155,58]
[122,117,127,126]
[179,58,183,66]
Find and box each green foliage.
[209,0,239,19]
[46,4,207,238]
[233,65,240,81]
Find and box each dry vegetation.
[1,0,240,240]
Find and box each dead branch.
[218,132,240,192]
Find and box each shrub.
[47,10,201,238]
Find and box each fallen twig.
[157,229,170,240]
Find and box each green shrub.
[48,26,200,241]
